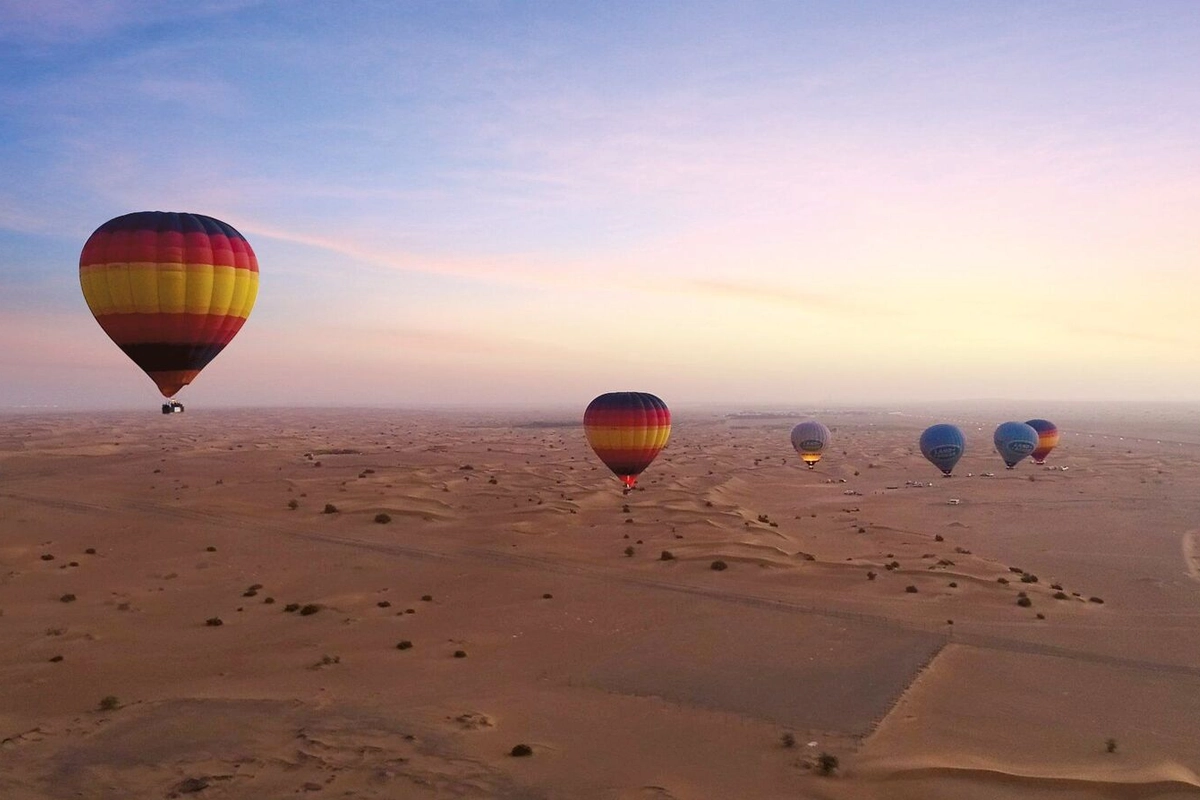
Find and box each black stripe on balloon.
[603,462,653,476]
[118,343,227,373]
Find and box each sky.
[1,1,1198,409]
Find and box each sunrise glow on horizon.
[2,2,1198,409]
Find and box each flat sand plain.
[2,405,1199,799]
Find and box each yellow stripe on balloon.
[584,425,671,450]
[81,264,257,317]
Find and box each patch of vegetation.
[948,581,958,588]
[206,617,224,626]
[98,695,120,711]
[287,499,299,510]
[710,560,728,571]
[374,513,392,524]
[453,650,468,658]
[396,640,413,650]
[660,550,675,561]
[1106,738,1117,753]
[377,600,392,608]
[85,548,96,555]
[510,743,533,757]
[284,603,300,612]
[780,732,796,748]
[60,593,77,603]
[1053,591,1069,600]
[299,604,322,616]
[866,571,877,580]
[206,546,217,552]
[624,546,635,557]
[40,554,54,561]
[421,594,433,602]
[323,503,339,514]
[1020,573,1038,583]
[905,585,918,593]
[817,752,839,776]
[934,534,944,542]
[1088,596,1105,604]
[1017,596,1032,607]
[542,593,553,599]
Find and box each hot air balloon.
[584,392,670,489]
[920,424,965,476]
[79,211,259,404]
[1025,419,1059,465]
[994,421,1039,469]
[790,420,830,469]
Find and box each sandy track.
[1185,530,1200,583]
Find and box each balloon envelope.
[1024,419,1059,464]
[79,211,259,398]
[994,421,1039,468]
[584,392,671,488]
[790,421,831,469]
[920,424,965,475]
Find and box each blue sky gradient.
[2,1,1198,407]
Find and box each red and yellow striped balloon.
[79,211,259,398]
[584,392,671,489]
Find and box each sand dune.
[2,407,1199,798]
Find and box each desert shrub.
[323,503,338,514]
[1088,596,1105,604]
[1036,613,1045,619]
[243,589,257,597]
[817,752,839,775]
[377,600,392,608]
[866,571,877,580]
[287,499,299,510]
[948,581,958,588]
[1050,583,1063,590]
[396,640,413,650]
[374,513,392,524]
[85,548,96,555]
[453,650,467,658]
[711,560,728,571]
[421,594,433,602]
[60,593,76,603]
[206,617,224,626]
[284,603,300,612]
[997,577,1009,584]
[1017,597,1032,607]
[299,604,321,616]
[624,546,635,556]
[487,476,498,485]
[781,732,796,748]
[660,551,675,561]
[1053,591,1069,600]
[264,597,275,604]
[905,585,918,593]
[542,593,553,599]
[934,534,944,542]
[49,655,64,663]
[510,744,533,757]
[40,554,54,561]
[98,695,120,711]
[1020,573,1038,583]
[1106,738,1117,753]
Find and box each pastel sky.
[2,1,1198,409]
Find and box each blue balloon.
[994,421,1039,469]
[920,424,965,476]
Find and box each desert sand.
[2,404,1199,799]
